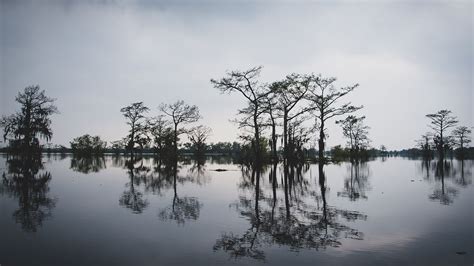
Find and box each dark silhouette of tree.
[0,85,58,153]
[336,115,370,156]
[426,110,458,159]
[270,74,311,161]
[159,100,201,160]
[188,125,212,158]
[70,134,107,155]
[416,133,434,158]
[261,89,280,162]
[306,75,361,162]
[452,126,472,158]
[148,115,173,158]
[211,66,271,166]
[120,102,150,155]
[0,156,56,232]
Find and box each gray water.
[0,155,472,266]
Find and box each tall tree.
[148,115,173,157]
[306,75,361,162]
[451,126,472,156]
[0,85,58,152]
[159,100,201,159]
[426,110,458,158]
[120,102,150,155]
[336,115,370,155]
[270,74,311,161]
[211,66,270,165]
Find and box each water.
[0,154,472,266]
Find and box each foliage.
[70,134,107,155]
[0,85,58,152]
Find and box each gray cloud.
[1,0,472,149]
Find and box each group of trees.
[116,100,205,161]
[417,109,471,159]
[211,66,368,165]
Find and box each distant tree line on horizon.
[1,69,472,163]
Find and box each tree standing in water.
[0,85,58,153]
[451,125,472,158]
[211,66,270,166]
[159,100,201,160]
[306,75,361,162]
[426,109,458,159]
[120,102,149,156]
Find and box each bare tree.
[120,102,150,155]
[188,125,212,157]
[336,115,370,155]
[306,75,361,162]
[211,66,270,165]
[0,85,58,152]
[148,115,173,156]
[451,126,472,156]
[270,74,311,161]
[159,100,201,158]
[426,109,458,158]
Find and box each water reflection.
[70,155,106,174]
[337,161,371,201]
[0,156,56,232]
[119,156,150,213]
[420,158,472,205]
[158,161,204,225]
[213,163,366,260]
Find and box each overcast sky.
[1,0,472,150]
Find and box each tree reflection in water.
[119,156,150,214]
[158,160,203,225]
[419,158,472,205]
[337,161,371,201]
[213,163,367,261]
[70,155,106,174]
[111,155,204,224]
[0,155,56,232]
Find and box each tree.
[451,126,472,156]
[211,66,270,165]
[416,133,433,158]
[0,85,58,152]
[188,125,212,157]
[270,74,311,161]
[120,102,150,155]
[426,110,458,158]
[336,115,370,155]
[306,75,361,162]
[159,100,201,159]
[70,134,107,155]
[148,115,173,157]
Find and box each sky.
[0,0,472,150]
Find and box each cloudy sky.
[1,0,472,150]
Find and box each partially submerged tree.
[148,115,174,157]
[211,66,270,165]
[306,75,361,162]
[451,126,472,157]
[120,102,150,155]
[159,100,201,159]
[426,109,458,158]
[270,74,311,160]
[70,134,107,155]
[336,115,370,156]
[416,133,433,158]
[0,85,58,152]
[188,125,212,157]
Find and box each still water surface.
[0,155,472,266]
